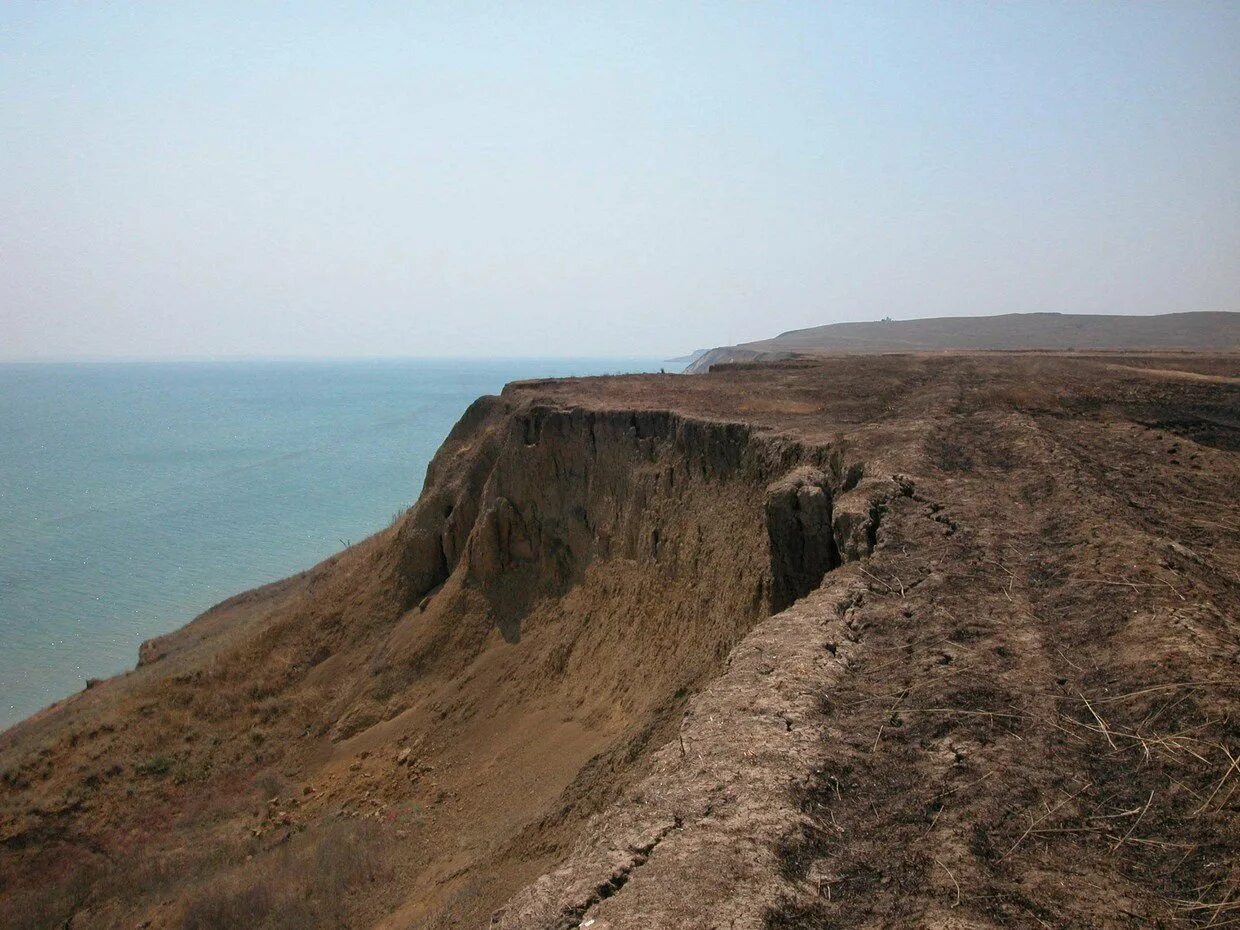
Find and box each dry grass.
[0,862,100,930]
[254,769,292,801]
[0,819,399,930]
[181,819,399,930]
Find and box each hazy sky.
[2,2,1238,359]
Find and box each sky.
[1,2,1237,360]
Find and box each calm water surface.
[0,358,659,728]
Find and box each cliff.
[1,353,1238,929]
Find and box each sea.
[0,358,662,729]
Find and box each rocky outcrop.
[339,397,888,922]
[831,476,904,563]
[765,467,838,611]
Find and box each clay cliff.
[1,352,1238,929]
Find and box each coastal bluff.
[2,352,1237,929]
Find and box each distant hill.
[686,311,1240,371]
[664,348,710,365]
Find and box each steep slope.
[686,310,1240,371]
[0,377,880,929]
[1,353,1237,929]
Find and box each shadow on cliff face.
[766,466,840,612]
[390,404,857,653]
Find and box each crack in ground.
[557,815,685,930]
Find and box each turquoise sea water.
[0,358,659,729]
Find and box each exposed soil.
[1,352,1237,929]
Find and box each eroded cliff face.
[388,400,864,639]
[333,397,877,761]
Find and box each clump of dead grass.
[1,818,401,930]
[180,818,399,930]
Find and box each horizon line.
[0,353,680,365]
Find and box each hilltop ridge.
[686,310,1240,371]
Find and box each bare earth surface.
[2,352,1237,929]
